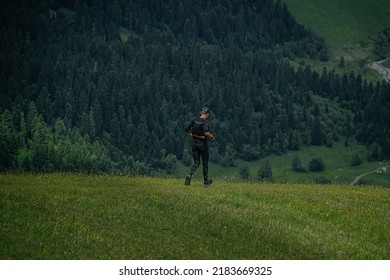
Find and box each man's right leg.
[185,145,200,186]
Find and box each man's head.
[200,107,210,119]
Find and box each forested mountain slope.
[0,0,389,173]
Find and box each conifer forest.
[1,0,389,174]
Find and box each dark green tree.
[239,165,250,180]
[0,110,17,170]
[308,157,325,172]
[292,155,306,172]
[373,27,390,58]
[350,153,363,166]
[258,159,273,181]
[30,116,50,171]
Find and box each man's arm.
[205,132,215,141]
[203,120,215,141]
[185,118,194,132]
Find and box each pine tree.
[239,165,250,180]
[292,155,305,172]
[0,110,17,170]
[258,159,272,181]
[30,116,50,171]
[182,146,192,166]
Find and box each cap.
[200,107,210,114]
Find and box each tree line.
[0,0,389,173]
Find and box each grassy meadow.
[0,173,389,260]
[283,0,390,50]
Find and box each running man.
[184,107,216,187]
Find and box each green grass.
[283,0,390,82]
[1,174,389,259]
[283,0,390,50]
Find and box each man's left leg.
[201,146,212,187]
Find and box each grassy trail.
[0,174,389,260]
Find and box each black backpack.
[191,117,207,136]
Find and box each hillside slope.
[283,0,390,51]
[283,0,390,81]
[1,174,389,259]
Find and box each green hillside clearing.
[283,0,390,81]
[283,0,390,51]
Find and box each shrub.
[350,153,362,166]
[239,165,250,180]
[308,157,325,172]
[314,176,332,184]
